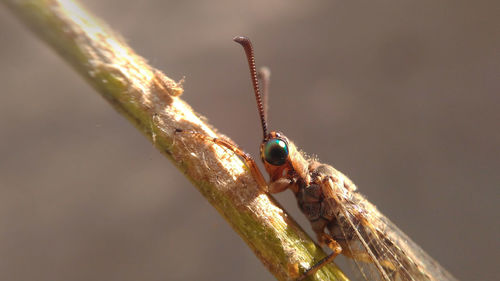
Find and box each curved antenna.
[233,36,268,139]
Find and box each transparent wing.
[326,179,458,281]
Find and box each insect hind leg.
[174,129,268,190]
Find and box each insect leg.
[295,174,347,280]
[297,233,342,281]
[174,129,268,190]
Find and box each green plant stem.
[2,0,349,280]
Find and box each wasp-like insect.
[178,36,458,281]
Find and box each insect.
[177,36,458,281]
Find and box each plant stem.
[2,0,349,280]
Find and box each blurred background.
[0,1,498,281]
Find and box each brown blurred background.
[0,1,498,281]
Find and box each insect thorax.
[295,163,339,225]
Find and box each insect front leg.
[267,178,293,193]
[174,129,268,190]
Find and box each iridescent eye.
[263,138,289,166]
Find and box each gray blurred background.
[0,1,498,281]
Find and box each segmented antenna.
[233,36,269,139]
[257,67,270,124]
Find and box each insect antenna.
[257,67,270,124]
[233,36,269,140]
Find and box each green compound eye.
[264,138,289,166]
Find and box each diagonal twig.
[2,0,349,280]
